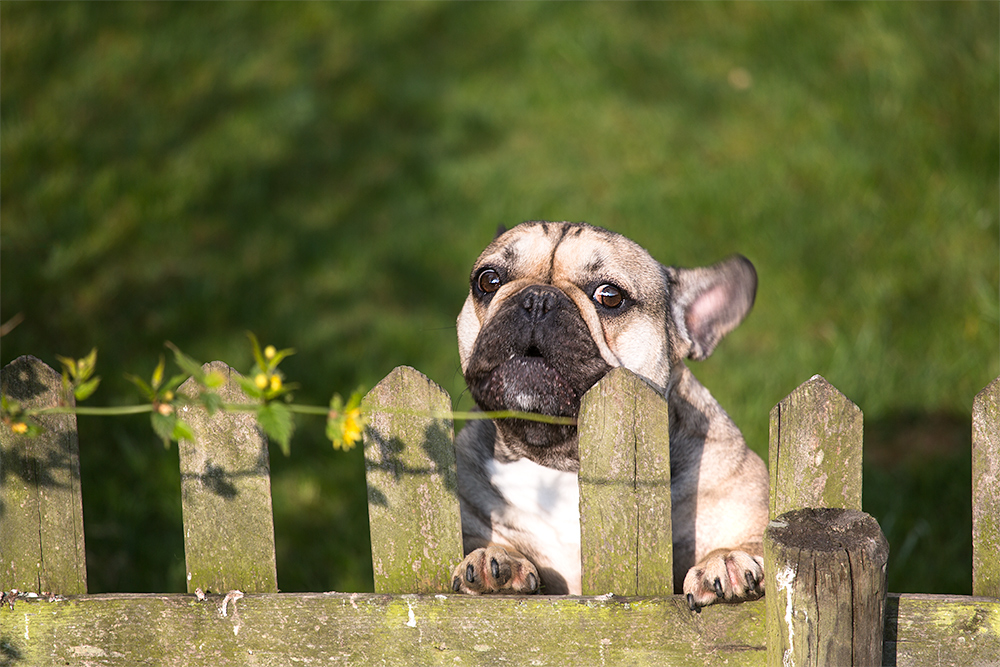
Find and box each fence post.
[578,367,672,596]
[363,366,462,593]
[765,376,887,667]
[765,508,889,667]
[769,375,863,518]
[177,361,278,594]
[972,376,1000,598]
[0,356,88,595]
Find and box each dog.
[449,221,769,609]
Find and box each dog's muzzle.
[466,285,610,420]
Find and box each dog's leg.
[682,542,765,610]
[451,545,540,595]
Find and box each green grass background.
[2,2,997,596]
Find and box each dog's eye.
[477,269,502,294]
[594,284,624,308]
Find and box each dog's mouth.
[462,285,613,452]
[476,356,580,419]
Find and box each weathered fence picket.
[362,366,462,594]
[177,362,278,595]
[769,374,864,517]
[579,367,673,596]
[0,356,87,595]
[1,355,999,666]
[973,376,1000,599]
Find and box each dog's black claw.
[746,571,756,593]
[526,573,538,593]
[490,558,500,580]
[466,564,475,584]
[687,593,697,611]
[714,577,724,598]
[452,576,461,592]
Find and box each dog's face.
[457,221,755,466]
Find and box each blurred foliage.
[1,2,997,595]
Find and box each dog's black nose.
[519,286,560,322]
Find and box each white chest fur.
[486,457,582,593]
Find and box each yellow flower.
[327,393,366,452]
[341,409,363,448]
[11,422,28,434]
[264,345,277,361]
[163,390,175,402]
[254,373,269,390]
[270,375,282,392]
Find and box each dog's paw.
[683,548,764,610]
[451,545,540,595]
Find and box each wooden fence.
[1,354,998,666]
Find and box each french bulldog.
[450,221,768,609]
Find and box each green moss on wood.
[0,593,765,666]
[0,592,996,666]
[973,377,1000,598]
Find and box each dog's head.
[457,221,756,466]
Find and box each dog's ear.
[666,255,757,361]
[494,224,508,239]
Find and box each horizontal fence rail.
[1,355,999,666]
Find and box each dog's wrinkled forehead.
[474,222,662,297]
[459,221,678,388]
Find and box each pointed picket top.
[363,366,462,594]
[972,375,1000,598]
[768,374,863,518]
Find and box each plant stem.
[35,405,155,416]
[28,402,576,425]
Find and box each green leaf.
[150,411,194,447]
[325,413,338,444]
[151,412,176,446]
[166,342,206,383]
[74,377,101,401]
[164,373,189,393]
[78,348,98,381]
[235,375,264,400]
[172,418,195,443]
[345,388,365,412]
[204,370,227,389]
[55,354,78,380]
[22,421,44,438]
[151,355,166,390]
[246,331,266,372]
[256,402,293,456]
[267,347,296,371]
[199,391,224,416]
[125,373,155,401]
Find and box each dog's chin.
[476,357,579,416]
[471,357,580,449]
